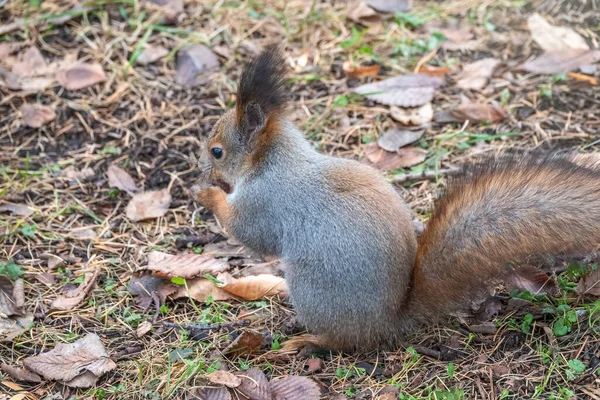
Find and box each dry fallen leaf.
[364,143,427,171]
[0,277,33,342]
[417,65,452,78]
[128,275,175,310]
[170,278,237,303]
[343,62,381,79]
[568,72,597,85]
[527,13,589,52]
[0,201,34,217]
[521,48,600,74]
[56,63,107,90]
[0,42,20,58]
[390,103,433,126]
[10,46,47,78]
[507,266,557,296]
[126,189,172,222]
[145,251,230,279]
[346,0,381,25]
[144,0,184,25]
[270,376,321,400]
[577,269,600,296]
[20,103,56,128]
[377,129,424,152]
[223,330,264,356]
[455,58,499,91]
[136,320,153,337]
[51,269,99,311]
[203,240,257,259]
[217,272,287,300]
[194,387,232,400]
[22,333,116,388]
[62,166,95,181]
[175,45,219,86]
[353,74,444,107]
[0,364,42,383]
[106,165,138,194]
[136,44,169,65]
[69,227,97,240]
[306,358,324,373]
[207,371,242,388]
[234,368,272,400]
[434,103,507,124]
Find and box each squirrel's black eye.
[211,147,223,159]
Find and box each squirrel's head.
[198,45,289,194]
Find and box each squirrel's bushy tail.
[407,154,600,321]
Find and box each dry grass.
[1,0,600,399]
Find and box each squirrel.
[193,46,600,351]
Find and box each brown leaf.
[0,276,22,317]
[507,266,557,295]
[0,201,34,217]
[435,103,507,124]
[521,49,600,74]
[175,45,219,86]
[20,103,56,128]
[194,387,232,400]
[0,314,33,342]
[207,370,242,388]
[218,273,287,300]
[56,63,107,90]
[136,320,153,337]
[527,13,589,52]
[390,103,433,126]
[62,167,95,181]
[568,72,597,85]
[241,261,285,277]
[377,129,424,152]
[417,65,452,78]
[577,269,600,296]
[10,46,47,78]
[270,376,321,400]
[51,269,99,311]
[22,333,116,388]
[346,0,381,25]
[364,143,427,171]
[106,165,138,194]
[365,0,411,12]
[128,275,174,310]
[145,251,230,279]
[223,330,264,357]
[353,74,443,107]
[0,364,42,383]
[438,27,474,45]
[170,278,236,303]
[136,44,169,65]
[34,273,57,288]
[126,189,172,222]
[234,368,271,400]
[69,227,97,240]
[306,358,323,373]
[343,62,380,79]
[455,58,499,91]
[0,42,20,58]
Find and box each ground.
[1,0,600,399]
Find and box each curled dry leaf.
[22,333,116,388]
[51,269,99,311]
[170,278,236,303]
[145,251,230,279]
[377,129,424,152]
[527,13,589,52]
[0,276,33,342]
[136,44,169,65]
[270,376,321,400]
[343,62,380,79]
[0,364,42,383]
[175,45,219,86]
[576,269,600,296]
[106,165,138,194]
[217,272,287,300]
[20,103,56,128]
[207,370,242,388]
[126,189,172,222]
[0,201,34,217]
[390,103,433,126]
[223,330,264,356]
[455,58,499,91]
[521,48,600,74]
[56,63,107,90]
[353,74,444,107]
[234,368,272,400]
[434,103,507,124]
[194,387,232,400]
[364,143,427,172]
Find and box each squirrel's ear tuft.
[236,45,288,149]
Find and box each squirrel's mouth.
[211,178,232,194]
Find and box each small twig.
[163,319,250,332]
[393,168,458,184]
